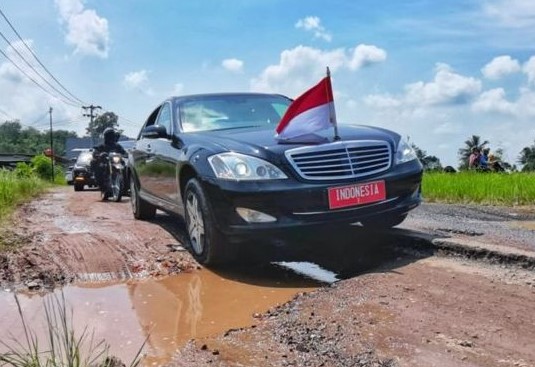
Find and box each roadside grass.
[0,169,48,220]
[422,171,535,206]
[0,169,50,251]
[0,293,145,367]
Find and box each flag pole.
[326,67,340,141]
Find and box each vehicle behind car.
[73,150,98,191]
[128,93,423,265]
[65,165,73,185]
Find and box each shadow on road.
[149,211,435,287]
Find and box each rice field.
[422,171,535,206]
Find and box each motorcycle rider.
[91,128,127,195]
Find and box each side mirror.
[142,125,167,139]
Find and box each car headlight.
[208,152,288,181]
[395,139,418,164]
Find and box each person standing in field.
[468,147,481,169]
[480,148,490,170]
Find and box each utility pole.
[49,107,54,182]
[82,104,102,146]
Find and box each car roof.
[169,92,290,103]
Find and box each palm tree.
[411,143,443,171]
[458,135,489,170]
[518,140,535,172]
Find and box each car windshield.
[178,95,291,133]
[76,152,93,166]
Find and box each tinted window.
[178,95,291,132]
[156,103,172,135]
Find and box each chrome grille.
[285,140,391,180]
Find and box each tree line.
[0,112,120,157]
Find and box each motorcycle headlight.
[112,156,122,163]
[208,152,288,181]
[395,139,418,164]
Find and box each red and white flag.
[275,73,337,140]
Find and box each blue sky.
[1,0,535,167]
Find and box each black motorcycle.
[98,152,126,202]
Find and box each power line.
[0,7,86,106]
[0,47,80,107]
[0,29,82,106]
[30,111,49,125]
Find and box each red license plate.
[328,180,386,209]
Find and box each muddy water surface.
[0,265,320,365]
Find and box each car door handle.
[146,144,152,153]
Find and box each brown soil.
[1,187,535,367]
[0,187,197,291]
[173,257,535,367]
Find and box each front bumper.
[73,170,97,186]
[200,160,422,239]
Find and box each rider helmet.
[103,128,118,145]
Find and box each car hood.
[185,125,400,161]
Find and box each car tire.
[184,178,234,265]
[361,213,408,229]
[74,183,84,191]
[130,175,156,220]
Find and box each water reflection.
[0,266,319,365]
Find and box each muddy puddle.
[0,264,324,365]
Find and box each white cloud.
[405,63,481,106]
[481,55,521,79]
[523,56,535,84]
[222,58,244,73]
[250,44,386,97]
[349,44,387,70]
[172,83,184,95]
[124,70,148,89]
[472,88,515,114]
[123,70,153,95]
[0,42,80,129]
[55,0,110,58]
[295,16,332,42]
[433,122,462,135]
[483,0,535,28]
[363,94,402,108]
[472,87,535,118]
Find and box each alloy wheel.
[186,191,205,255]
[130,178,137,214]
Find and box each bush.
[30,154,65,183]
[14,162,33,178]
[31,154,53,180]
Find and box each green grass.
[422,171,535,206]
[0,169,48,221]
[0,169,50,251]
[0,293,145,367]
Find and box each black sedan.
[128,93,423,265]
[73,150,98,191]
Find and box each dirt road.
[1,187,535,366]
[0,187,196,290]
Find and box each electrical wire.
[0,30,82,107]
[0,7,86,106]
[0,47,80,107]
